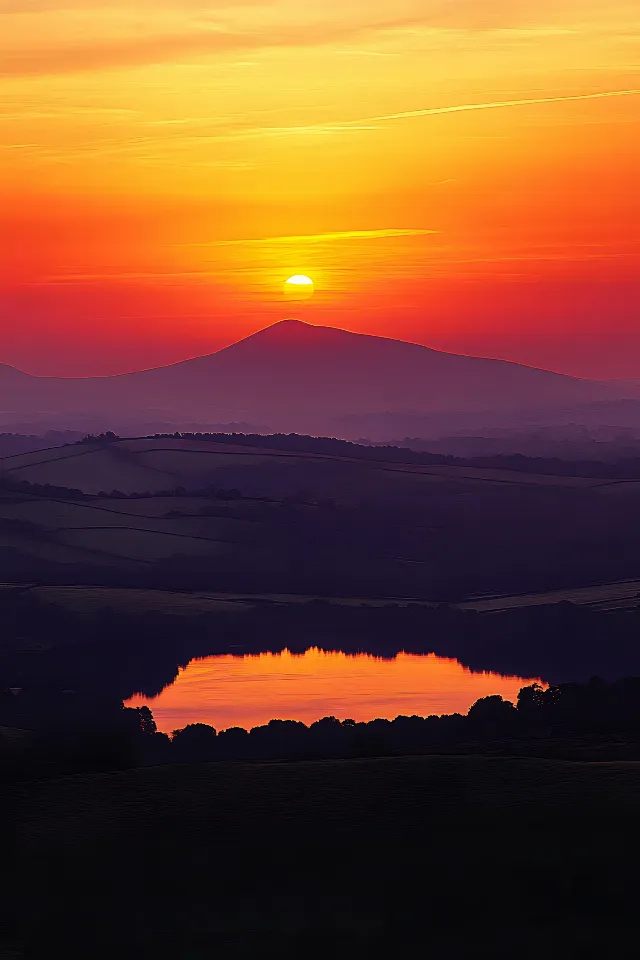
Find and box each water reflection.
[126,647,543,733]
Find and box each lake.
[126,647,542,732]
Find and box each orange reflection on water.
[126,648,542,733]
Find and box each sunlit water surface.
[126,648,543,732]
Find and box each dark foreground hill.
[4,755,640,956]
[0,319,616,434]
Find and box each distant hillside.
[0,433,615,495]
[4,435,640,599]
[0,320,619,433]
[0,431,82,458]
[336,399,640,442]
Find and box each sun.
[284,275,314,300]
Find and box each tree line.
[4,676,640,782]
[72,429,640,480]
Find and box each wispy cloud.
[186,228,437,247]
[2,0,638,78]
[334,49,401,57]
[348,87,640,125]
[0,0,272,10]
[24,87,637,167]
[0,15,423,77]
[229,87,640,141]
[149,87,640,145]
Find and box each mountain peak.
[226,318,353,354]
[255,318,318,336]
[259,318,317,339]
[272,318,309,328]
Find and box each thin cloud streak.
[186,229,438,247]
[351,87,640,126]
[0,15,424,77]
[157,88,640,145]
[0,0,270,10]
[18,89,637,166]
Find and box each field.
[4,578,640,622]
[4,436,640,599]
[461,578,640,612]
[0,436,613,495]
[0,492,250,567]
[6,754,640,955]
[0,582,434,616]
[0,583,252,617]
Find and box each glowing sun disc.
[284,275,314,300]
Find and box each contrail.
[210,87,640,141]
[97,88,640,152]
[346,88,640,127]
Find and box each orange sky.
[1,0,639,377]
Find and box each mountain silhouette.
[0,319,620,433]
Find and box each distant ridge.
[0,319,622,433]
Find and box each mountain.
[603,378,640,400]
[0,319,622,434]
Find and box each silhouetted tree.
[517,683,546,715]
[468,695,516,723]
[134,705,157,737]
[172,723,217,761]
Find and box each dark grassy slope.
[5,755,640,957]
[2,486,640,600]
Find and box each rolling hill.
[0,434,609,496]
[3,435,640,599]
[0,319,619,434]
